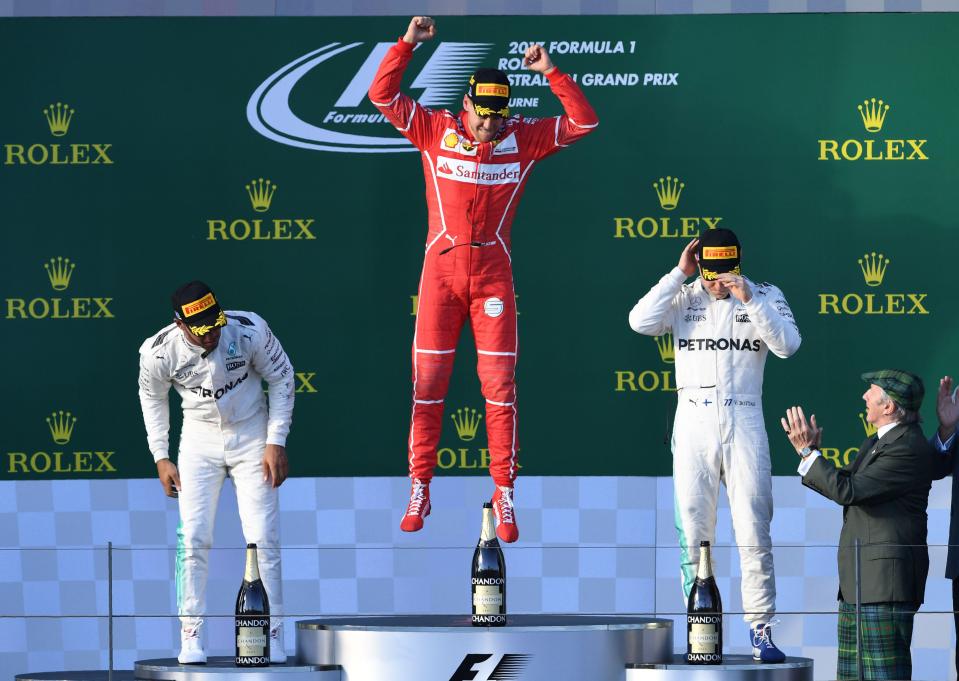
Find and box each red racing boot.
[400,479,431,532]
[491,485,519,543]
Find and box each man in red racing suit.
[369,16,597,542]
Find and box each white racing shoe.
[178,620,206,665]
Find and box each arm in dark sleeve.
[802,436,930,506]
[931,430,957,481]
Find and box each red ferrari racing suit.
[369,40,597,486]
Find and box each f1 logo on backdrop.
[247,42,492,153]
[448,653,532,681]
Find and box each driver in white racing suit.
[628,229,800,663]
[137,281,294,665]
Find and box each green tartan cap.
[861,369,925,411]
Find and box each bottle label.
[688,622,719,655]
[473,585,504,611]
[237,627,267,655]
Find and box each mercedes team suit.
[368,39,598,487]
[138,311,294,630]
[628,267,801,624]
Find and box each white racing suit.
[138,311,294,627]
[629,267,800,624]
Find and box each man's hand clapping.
[780,405,823,456]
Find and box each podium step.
[297,614,673,680]
[135,658,340,681]
[626,654,813,680]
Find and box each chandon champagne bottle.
[686,540,722,664]
[235,543,270,667]
[471,502,506,626]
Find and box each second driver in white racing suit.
[628,230,800,663]
[138,281,294,665]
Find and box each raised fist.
[403,16,436,44]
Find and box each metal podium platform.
[134,658,339,681]
[627,654,814,680]
[18,615,677,681]
[296,614,673,680]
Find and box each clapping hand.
[937,376,959,441]
[780,405,823,456]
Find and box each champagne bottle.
[686,540,722,664]
[471,502,506,626]
[235,543,270,667]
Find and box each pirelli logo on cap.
[475,84,509,98]
[702,246,738,260]
[182,293,216,317]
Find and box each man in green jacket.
[781,370,933,680]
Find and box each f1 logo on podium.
[448,653,532,681]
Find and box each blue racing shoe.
[750,621,786,663]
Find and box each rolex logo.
[451,407,483,442]
[859,412,878,437]
[858,252,889,287]
[44,256,75,291]
[858,98,889,133]
[818,98,925,161]
[43,102,75,137]
[818,250,927,316]
[246,178,277,213]
[614,174,722,239]
[654,332,675,363]
[47,410,77,445]
[653,176,684,211]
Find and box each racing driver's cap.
[698,228,742,281]
[467,68,511,118]
[861,369,925,411]
[171,280,226,337]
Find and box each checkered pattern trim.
[0,477,955,680]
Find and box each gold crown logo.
[654,332,675,363]
[46,410,77,445]
[857,98,889,133]
[451,407,483,442]
[858,252,889,287]
[43,102,75,137]
[44,256,76,291]
[653,176,684,211]
[245,178,277,212]
[859,412,878,437]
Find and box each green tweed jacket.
[802,422,934,605]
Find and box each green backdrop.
[1,14,954,479]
